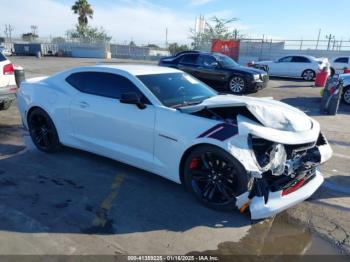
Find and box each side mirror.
[120,92,146,109]
[211,61,219,68]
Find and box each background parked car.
[330,56,350,75]
[0,52,16,110]
[0,46,12,57]
[159,51,268,94]
[339,73,350,105]
[253,55,329,81]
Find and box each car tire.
[302,69,316,81]
[28,108,61,153]
[228,76,246,94]
[0,100,12,111]
[184,145,248,211]
[342,86,350,105]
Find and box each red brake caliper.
[189,158,199,169]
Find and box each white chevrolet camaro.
[17,64,332,219]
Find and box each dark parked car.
[159,51,268,94]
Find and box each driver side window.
[279,56,292,63]
[198,55,217,67]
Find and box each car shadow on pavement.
[0,147,251,235]
[0,143,25,156]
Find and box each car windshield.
[137,73,217,108]
[214,54,239,67]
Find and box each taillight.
[3,63,14,75]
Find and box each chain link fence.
[195,38,350,65]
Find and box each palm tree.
[71,0,94,27]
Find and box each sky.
[0,0,349,46]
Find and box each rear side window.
[180,54,199,65]
[0,52,7,62]
[279,56,292,62]
[291,56,310,63]
[66,72,149,103]
[334,57,349,63]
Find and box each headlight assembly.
[253,74,261,81]
[250,136,287,175]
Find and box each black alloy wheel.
[184,145,248,210]
[28,108,61,152]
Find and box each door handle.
[79,101,89,108]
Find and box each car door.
[333,57,349,73]
[67,71,156,171]
[269,56,292,76]
[195,54,227,88]
[177,54,201,78]
[290,56,311,77]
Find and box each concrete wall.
[58,43,108,58]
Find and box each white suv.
[0,52,16,110]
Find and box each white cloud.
[190,0,215,6]
[0,0,253,46]
[0,0,195,45]
[0,0,75,38]
[90,2,194,45]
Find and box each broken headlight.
[250,136,287,175]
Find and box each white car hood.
[181,95,312,132]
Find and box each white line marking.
[206,126,224,137]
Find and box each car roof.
[175,51,224,56]
[95,64,180,76]
[281,54,315,59]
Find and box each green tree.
[51,36,66,44]
[190,16,242,49]
[168,43,189,55]
[70,1,111,43]
[72,0,94,27]
[22,32,38,42]
[67,25,111,43]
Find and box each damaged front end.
[182,95,333,219]
[236,132,332,220]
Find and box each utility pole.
[165,27,168,49]
[316,29,321,49]
[31,25,38,36]
[4,24,14,42]
[326,34,335,51]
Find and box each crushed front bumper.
[236,132,332,220]
[237,171,323,220]
[247,74,269,92]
